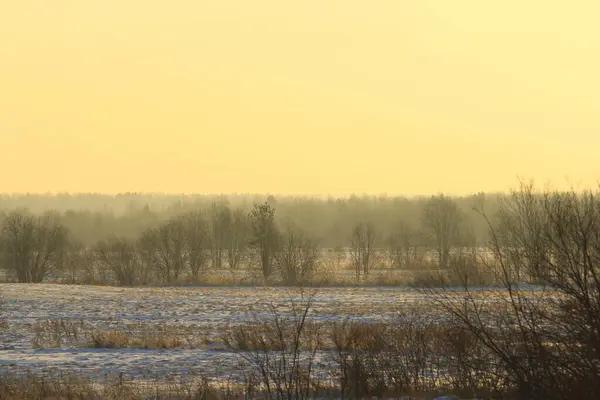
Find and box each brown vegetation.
[0,372,241,400]
[32,318,192,350]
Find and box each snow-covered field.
[0,284,443,382]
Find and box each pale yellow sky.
[1,1,599,195]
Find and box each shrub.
[88,323,186,349]
[229,290,324,399]
[32,318,87,348]
[88,331,131,348]
[0,371,239,400]
[426,184,600,399]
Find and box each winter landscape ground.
[0,284,442,381]
[6,281,542,400]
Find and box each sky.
[1,0,599,196]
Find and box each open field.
[0,283,560,400]
[0,284,447,381]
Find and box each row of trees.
[0,192,494,248]
[0,194,470,285]
[0,202,314,285]
[348,194,468,280]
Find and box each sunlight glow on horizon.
[1,1,599,196]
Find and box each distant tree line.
[0,192,496,247]
[0,192,501,285]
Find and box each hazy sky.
[1,1,599,196]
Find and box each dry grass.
[183,272,260,287]
[330,319,389,351]
[218,305,507,399]
[0,372,98,400]
[88,330,131,348]
[0,370,490,400]
[0,371,247,400]
[221,320,323,352]
[7,285,557,399]
[88,322,188,349]
[16,312,511,399]
[32,318,88,348]
[88,329,183,349]
[221,324,265,351]
[32,319,194,349]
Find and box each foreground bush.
[0,371,242,400]
[424,184,600,400]
[221,293,502,399]
[32,318,87,348]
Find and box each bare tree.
[94,237,141,286]
[224,208,251,275]
[425,184,600,400]
[493,183,551,283]
[208,202,230,270]
[139,218,188,284]
[322,245,348,278]
[275,224,320,286]
[249,202,280,282]
[138,212,210,284]
[58,239,90,284]
[182,211,211,280]
[387,220,419,269]
[422,194,463,268]
[349,221,379,281]
[0,211,68,283]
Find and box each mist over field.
[2,0,600,398]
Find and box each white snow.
[0,283,493,383]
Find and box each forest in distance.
[0,190,498,286]
[0,191,494,245]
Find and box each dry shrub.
[367,271,412,286]
[126,321,188,349]
[439,324,506,394]
[139,333,184,349]
[308,259,338,286]
[410,253,497,288]
[424,185,600,400]
[88,322,185,349]
[222,324,266,351]
[410,269,449,288]
[0,293,8,331]
[32,318,87,348]
[330,320,389,398]
[331,319,388,351]
[222,318,322,353]
[227,291,324,399]
[88,330,131,348]
[218,294,502,398]
[0,372,97,400]
[191,272,257,287]
[327,306,502,399]
[32,319,187,350]
[0,371,244,400]
[329,319,397,398]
